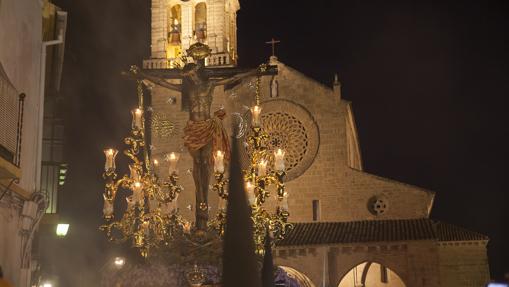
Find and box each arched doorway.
[279,266,315,287]
[338,262,406,287]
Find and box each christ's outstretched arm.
[213,69,259,86]
[136,71,182,92]
[122,66,182,92]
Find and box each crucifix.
[265,38,281,57]
[127,42,277,232]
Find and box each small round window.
[368,196,389,216]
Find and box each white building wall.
[0,0,44,286]
[0,0,43,195]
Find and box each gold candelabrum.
[100,80,186,258]
[209,72,293,255]
[100,64,291,259]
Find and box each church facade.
[144,1,490,286]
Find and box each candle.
[166,152,180,175]
[258,159,267,176]
[214,150,225,173]
[152,159,160,176]
[250,105,262,127]
[274,148,285,172]
[161,202,171,215]
[132,108,144,130]
[142,221,150,235]
[129,165,140,181]
[132,181,144,204]
[183,222,191,234]
[172,193,179,210]
[103,148,118,172]
[281,192,289,210]
[103,196,114,218]
[245,181,255,205]
[149,198,159,211]
[218,198,227,211]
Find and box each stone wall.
[275,241,442,287]
[438,241,490,287]
[149,60,435,223]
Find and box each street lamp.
[114,257,125,269]
[55,223,69,237]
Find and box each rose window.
[240,99,319,181]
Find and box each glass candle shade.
[218,198,227,211]
[103,148,118,172]
[281,192,289,210]
[274,148,285,172]
[149,198,159,211]
[132,182,144,204]
[245,181,256,205]
[132,108,144,130]
[103,196,114,218]
[214,150,225,173]
[142,221,150,235]
[129,165,141,181]
[161,202,171,215]
[183,222,191,234]
[250,105,262,128]
[166,152,180,175]
[257,159,267,177]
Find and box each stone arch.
[279,266,316,287]
[194,2,207,42]
[166,3,182,59]
[167,3,181,27]
[337,261,406,287]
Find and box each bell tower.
[144,0,240,69]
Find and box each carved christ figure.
[141,43,259,231]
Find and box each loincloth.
[183,116,230,162]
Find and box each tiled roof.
[435,221,489,242]
[277,219,488,247]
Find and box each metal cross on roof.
[265,38,281,57]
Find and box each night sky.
[52,0,509,283]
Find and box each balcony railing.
[143,52,235,70]
[0,63,25,167]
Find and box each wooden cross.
[126,64,278,109]
[265,38,281,57]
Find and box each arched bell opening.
[194,2,207,42]
[166,4,182,62]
